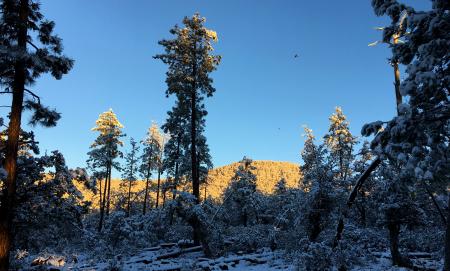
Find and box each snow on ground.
[23,246,442,271]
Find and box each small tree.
[300,127,334,241]
[88,108,124,231]
[324,107,357,188]
[223,157,260,227]
[121,138,139,217]
[140,122,163,213]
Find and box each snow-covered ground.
[19,244,443,271]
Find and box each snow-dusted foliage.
[362,0,449,268]
[223,157,262,227]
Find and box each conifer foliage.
[155,13,220,245]
[87,108,125,232]
[0,0,73,268]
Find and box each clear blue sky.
[13,0,430,175]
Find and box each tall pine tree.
[155,13,220,245]
[0,0,73,268]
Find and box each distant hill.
[206,160,301,199]
[78,160,301,209]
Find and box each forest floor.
[20,243,443,271]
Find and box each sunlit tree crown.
[91,108,124,139]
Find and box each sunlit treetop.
[325,106,356,148]
[91,108,124,137]
[154,13,221,98]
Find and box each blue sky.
[9,0,430,175]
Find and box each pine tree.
[155,13,220,245]
[140,123,163,214]
[363,0,450,267]
[223,157,259,227]
[300,127,334,241]
[121,138,139,217]
[324,107,357,188]
[0,0,73,268]
[88,108,124,231]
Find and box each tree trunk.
[106,163,112,215]
[162,189,166,207]
[98,178,102,212]
[0,1,28,269]
[388,222,412,268]
[142,147,153,215]
[143,170,151,215]
[190,45,201,246]
[127,179,132,217]
[392,35,402,115]
[444,193,450,271]
[98,171,108,232]
[156,169,161,208]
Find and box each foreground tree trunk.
[0,1,28,269]
[445,193,450,271]
[387,222,412,268]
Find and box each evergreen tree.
[140,123,163,214]
[300,127,334,241]
[88,108,124,231]
[223,157,260,227]
[324,107,357,188]
[363,0,449,267]
[121,138,139,217]
[155,13,220,245]
[0,0,73,268]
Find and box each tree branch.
[24,88,41,104]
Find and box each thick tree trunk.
[156,169,161,208]
[190,47,201,246]
[444,193,450,271]
[392,35,402,115]
[388,222,412,268]
[0,1,28,269]
[98,170,108,232]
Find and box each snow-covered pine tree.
[140,123,163,214]
[88,108,124,231]
[155,14,220,245]
[300,127,334,241]
[0,0,73,268]
[363,0,449,268]
[324,107,357,189]
[162,101,190,201]
[223,157,260,227]
[121,138,139,217]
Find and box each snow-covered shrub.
[295,241,333,271]
[224,225,275,253]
